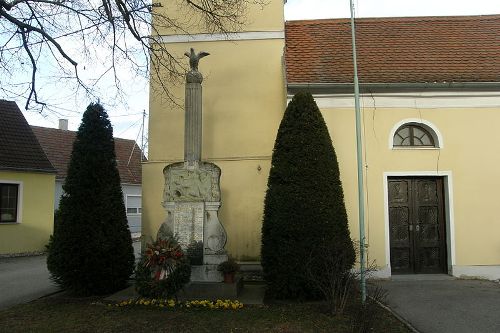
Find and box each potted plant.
[217,258,240,283]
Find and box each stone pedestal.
[190,256,227,282]
[159,161,228,282]
[176,277,243,301]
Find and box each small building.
[0,100,56,255]
[31,123,144,236]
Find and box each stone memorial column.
[184,69,203,165]
[159,48,228,283]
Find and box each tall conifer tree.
[47,103,134,295]
[261,91,355,299]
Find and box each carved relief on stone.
[163,162,221,202]
[157,206,175,240]
[204,202,227,254]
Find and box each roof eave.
[287,82,500,95]
[121,182,142,186]
[54,176,141,186]
[0,166,57,174]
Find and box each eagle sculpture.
[184,48,210,72]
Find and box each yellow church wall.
[153,0,285,35]
[144,37,286,257]
[319,107,360,245]
[147,81,500,276]
[142,162,166,240]
[148,39,286,161]
[317,104,500,274]
[147,83,500,273]
[0,171,55,254]
[214,159,271,260]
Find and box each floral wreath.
[144,238,184,280]
[135,237,191,298]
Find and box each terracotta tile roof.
[0,100,55,173]
[31,126,144,184]
[285,15,500,84]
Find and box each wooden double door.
[388,177,447,274]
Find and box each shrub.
[47,103,134,295]
[135,237,191,298]
[217,259,240,274]
[261,91,355,299]
[305,241,361,315]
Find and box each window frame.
[125,194,142,216]
[389,119,442,150]
[393,124,435,147]
[0,180,23,224]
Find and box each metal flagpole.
[349,0,366,303]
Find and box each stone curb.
[0,251,46,258]
[376,300,421,333]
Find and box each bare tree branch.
[19,27,44,109]
[0,0,267,112]
[0,7,78,66]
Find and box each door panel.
[389,177,447,274]
[388,179,413,273]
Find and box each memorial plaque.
[173,202,204,249]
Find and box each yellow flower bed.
[108,298,244,310]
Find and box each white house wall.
[123,184,142,235]
[53,181,142,236]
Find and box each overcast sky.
[286,0,500,20]
[23,0,500,144]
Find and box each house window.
[393,124,437,148]
[126,195,141,215]
[0,183,19,223]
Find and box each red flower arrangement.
[144,238,185,281]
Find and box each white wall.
[123,184,142,236]
[54,180,142,236]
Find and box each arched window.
[393,123,438,148]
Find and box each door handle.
[415,224,420,232]
[409,225,413,231]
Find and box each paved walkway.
[0,255,60,310]
[376,275,500,333]
[0,240,141,311]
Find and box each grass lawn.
[0,294,412,333]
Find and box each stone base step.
[105,277,265,304]
[177,277,243,300]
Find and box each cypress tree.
[47,103,134,295]
[261,91,355,299]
